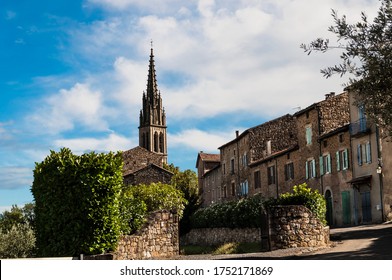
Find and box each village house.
[196,91,392,226]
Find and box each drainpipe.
[375,124,385,222]
[236,130,241,197]
[275,158,279,199]
[317,106,324,194]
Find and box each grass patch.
[181,242,261,255]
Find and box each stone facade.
[122,146,171,186]
[181,227,261,246]
[124,163,172,186]
[269,205,329,250]
[114,210,179,260]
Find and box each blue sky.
[0,0,379,211]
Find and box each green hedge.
[190,194,265,229]
[31,148,123,257]
[120,183,186,234]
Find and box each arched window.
[159,132,164,153]
[154,132,159,152]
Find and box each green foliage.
[190,194,265,229]
[274,183,327,225]
[301,0,392,134]
[0,204,34,233]
[120,182,186,234]
[164,163,201,235]
[0,224,36,258]
[31,148,123,257]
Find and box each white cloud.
[54,133,134,153]
[30,83,109,134]
[0,167,32,190]
[169,128,242,152]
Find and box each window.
[240,180,249,196]
[339,134,344,143]
[306,125,312,145]
[267,166,276,185]
[242,153,248,167]
[231,182,236,196]
[254,171,261,189]
[223,163,226,175]
[365,142,372,163]
[285,162,294,181]
[336,149,349,171]
[320,154,332,175]
[306,159,316,179]
[357,144,363,166]
[230,158,235,174]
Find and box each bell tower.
[139,47,168,163]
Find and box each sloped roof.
[196,152,220,168]
[122,146,165,176]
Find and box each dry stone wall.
[269,205,329,250]
[114,210,179,260]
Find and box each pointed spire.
[146,45,158,101]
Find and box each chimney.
[236,130,239,138]
[325,92,336,100]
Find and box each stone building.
[122,48,171,185]
[195,152,221,206]
[197,91,392,226]
[347,91,392,223]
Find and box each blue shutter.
[366,142,372,163]
[312,159,316,178]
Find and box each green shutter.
[305,161,309,179]
[343,148,349,170]
[319,156,324,176]
[336,151,340,171]
[312,159,316,178]
[327,154,332,173]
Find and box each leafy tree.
[0,204,36,258]
[164,163,201,235]
[0,204,35,233]
[31,148,123,257]
[0,224,36,258]
[301,0,392,134]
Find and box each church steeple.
[139,47,167,163]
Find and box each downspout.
[275,158,279,199]
[236,130,241,197]
[375,124,385,222]
[317,106,324,194]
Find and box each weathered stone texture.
[319,92,350,136]
[269,205,329,250]
[249,114,298,162]
[113,210,179,260]
[123,164,172,186]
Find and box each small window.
[339,134,344,143]
[254,171,261,189]
[267,166,276,185]
[320,154,332,175]
[336,149,349,171]
[230,158,235,174]
[231,182,235,196]
[285,162,294,181]
[365,142,372,163]
[306,159,316,179]
[306,125,312,145]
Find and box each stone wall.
[269,205,329,250]
[181,227,261,246]
[114,210,179,260]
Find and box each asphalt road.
[292,222,392,259]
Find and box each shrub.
[31,148,123,257]
[120,182,187,234]
[274,183,327,225]
[0,224,36,258]
[190,194,265,229]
